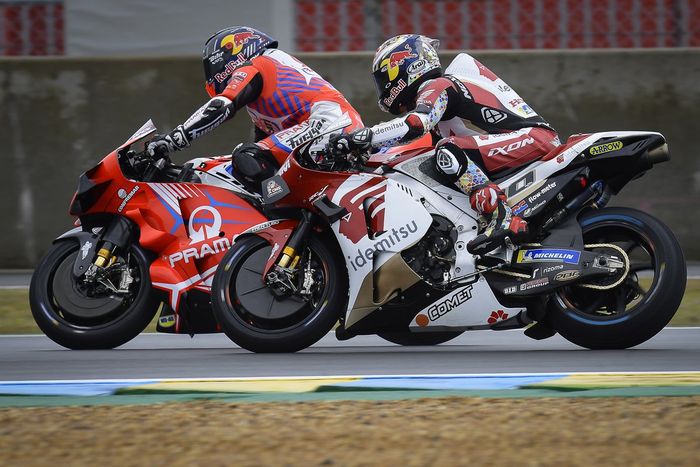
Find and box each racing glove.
[146,125,190,158]
[326,128,373,158]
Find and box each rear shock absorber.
[541,180,605,232]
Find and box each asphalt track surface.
[2,328,699,381]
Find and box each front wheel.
[547,207,686,349]
[212,235,347,353]
[30,240,160,349]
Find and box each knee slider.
[231,143,276,183]
[435,142,468,182]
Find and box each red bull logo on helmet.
[380,44,418,81]
[221,31,261,55]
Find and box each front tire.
[547,207,686,349]
[212,235,346,353]
[30,240,160,349]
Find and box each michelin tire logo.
[517,249,580,265]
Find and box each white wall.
[65,0,294,56]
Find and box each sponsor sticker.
[512,200,528,216]
[542,264,564,274]
[519,277,550,291]
[427,285,473,321]
[589,141,623,156]
[407,59,427,74]
[117,186,139,212]
[554,270,580,282]
[516,249,581,265]
[266,180,283,197]
[503,285,517,295]
[487,310,509,324]
[527,181,557,204]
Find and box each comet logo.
[221,31,260,55]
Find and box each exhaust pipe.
[644,143,670,165]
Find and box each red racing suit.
[171,49,364,167]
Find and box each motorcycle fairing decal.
[500,131,663,205]
[246,219,299,277]
[134,182,266,315]
[410,279,524,329]
[152,263,218,314]
[329,175,433,327]
[336,177,388,243]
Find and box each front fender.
[235,219,300,276]
[54,227,100,278]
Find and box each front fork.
[267,210,314,296]
[78,217,135,292]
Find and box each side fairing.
[130,182,266,314]
[328,174,433,327]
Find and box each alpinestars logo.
[427,285,473,321]
[481,108,507,124]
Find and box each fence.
[295,0,700,51]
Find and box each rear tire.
[212,235,346,353]
[547,207,686,349]
[30,240,160,349]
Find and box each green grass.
[2,280,699,335]
[0,290,159,334]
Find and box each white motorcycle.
[211,125,685,353]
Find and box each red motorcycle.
[30,121,267,349]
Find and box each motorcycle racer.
[147,26,364,193]
[328,34,560,255]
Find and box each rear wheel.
[30,240,160,349]
[547,207,686,349]
[212,235,346,353]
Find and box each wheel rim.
[46,246,142,328]
[227,243,330,333]
[555,221,659,323]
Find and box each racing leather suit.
[356,53,560,253]
[150,49,364,192]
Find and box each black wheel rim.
[47,246,142,329]
[227,243,330,333]
[556,221,659,324]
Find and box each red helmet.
[203,27,277,97]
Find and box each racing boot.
[467,183,528,255]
